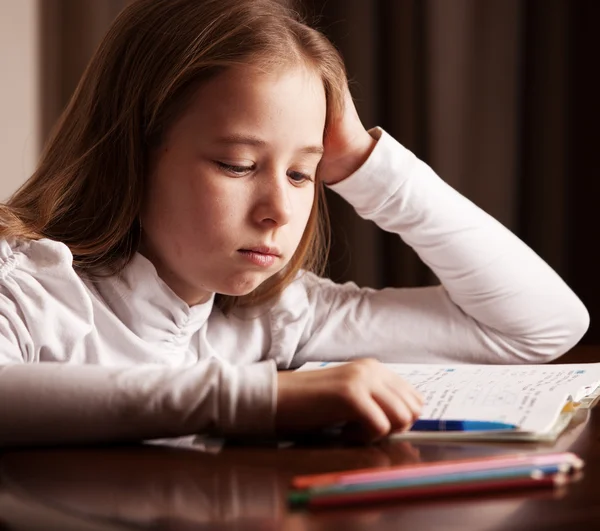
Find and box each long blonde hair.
[0,0,347,312]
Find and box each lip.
[238,248,280,268]
[239,245,282,257]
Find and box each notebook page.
[300,362,600,434]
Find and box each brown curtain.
[39,0,129,141]
[311,0,544,282]
[307,0,598,344]
[39,0,598,343]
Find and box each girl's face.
[141,64,326,305]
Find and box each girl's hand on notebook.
[276,358,424,443]
[318,85,377,185]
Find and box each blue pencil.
[410,419,518,431]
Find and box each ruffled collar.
[90,253,214,346]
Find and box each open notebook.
[297,362,600,442]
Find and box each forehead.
[170,64,327,146]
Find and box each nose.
[252,172,292,228]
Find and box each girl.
[0,0,588,446]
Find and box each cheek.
[186,178,250,246]
[196,179,243,219]
[143,170,217,248]
[293,189,316,236]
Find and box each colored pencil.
[304,463,572,496]
[291,451,582,489]
[289,471,570,509]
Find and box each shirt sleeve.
[290,128,589,366]
[0,239,276,446]
[0,361,276,447]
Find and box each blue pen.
[410,419,518,431]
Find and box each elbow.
[551,299,590,360]
[520,298,590,363]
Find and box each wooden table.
[1,346,599,531]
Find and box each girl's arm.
[290,127,588,366]
[0,352,276,446]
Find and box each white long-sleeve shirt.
[0,128,589,446]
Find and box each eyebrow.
[213,134,324,155]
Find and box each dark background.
[306,0,599,345]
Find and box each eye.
[215,161,255,176]
[287,170,314,185]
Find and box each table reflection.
[0,438,421,529]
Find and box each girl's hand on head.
[318,85,378,186]
[276,358,424,444]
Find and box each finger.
[378,372,424,413]
[388,373,425,404]
[411,386,426,406]
[372,387,416,432]
[378,367,423,399]
[385,382,423,420]
[395,375,425,403]
[403,382,425,404]
[346,392,392,443]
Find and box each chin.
[218,273,270,297]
